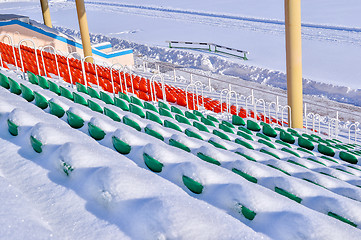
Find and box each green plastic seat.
[256,133,271,141]
[197,152,221,166]
[267,164,290,175]
[33,92,48,109]
[49,101,65,118]
[144,127,164,141]
[263,125,277,138]
[222,120,235,129]
[339,151,358,164]
[213,129,231,141]
[206,115,219,123]
[130,96,144,108]
[48,81,61,95]
[143,152,164,172]
[88,122,106,140]
[237,204,257,221]
[8,77,21,95]
[87,87,100,99]
[182,175,203,194]
[335,168,354,175]
[0,72,10,89]
[247,120,261,132]
[20,83,34,102]
[7,119,18,136]
[114,97,129,111]
[119,92,130,102]
[193,121,209,133]
[159,108,173,118]
[30,135,42,153]
[193,110,204,118]
[298,137,315,150]
[112,136,131,154]
[258,139,276,149]
[208,140,227,150]
[318,144,335,157]
[175,114,191,125]
[37,75,49,89]
[123,116,141,131]
[232,115,245,126]
[144,102,158,113]
[219,124,235,134]
[59,86,73,100]
[73,92,88,106]
[88,99,103,113]
[238,127,253,135]
[129,103,145,118]
[27,71,38,85]
[235,152,256,161]
[185,129,203,140]
[260,149,280,159]
[232,168,257,183]
[76,82,88,94]
[275,139,292,148]
[66,111,84,129]
[104,107,121,122]
[237,131,254,141]
[327,212,357,228]
[280,131,295,144]
[235,138,254,150]
[164,120,182,132]
[169,139,191,152]
[282,148,301,157]
[297,147,314,155]
[185,111,199,121]
[146,111,163,125]
[303,178,327,189]
[320,156,339,164]
[201,117,216,127]
[158,101,170,110]
[100,91,114,105]
[171,106,183,115]
[275,187,302,203]
[307,157,327,166]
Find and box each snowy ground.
[1,66,361,239]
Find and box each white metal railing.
[18,39,41,76]
[110,63,124,97]
[66,52,81,87]
[40,45,60,79]
[0,33,18,70]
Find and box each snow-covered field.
[1,0,361,239]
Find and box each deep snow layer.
[1,67,361,239]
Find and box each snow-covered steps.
[1,70,361,238]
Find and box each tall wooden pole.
[285,0,303,128]
[40,0,52,28]
[75,0,93,63]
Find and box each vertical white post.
[304,103,307,132]
[336,111,339,138]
